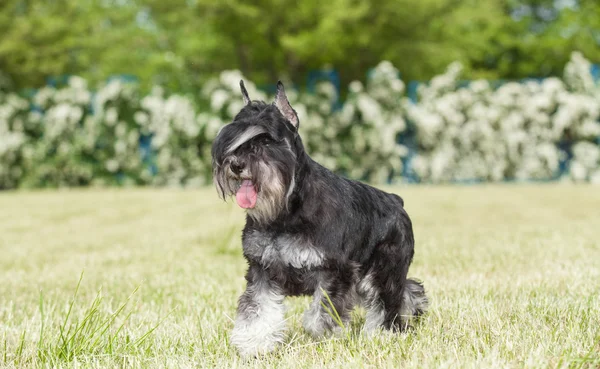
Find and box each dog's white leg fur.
[363,302,386,334]
[302,286,344,337]
[357,273,386,334]
[303,288,327,337]
[231,283,286,357]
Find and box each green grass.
[0,185,599,368]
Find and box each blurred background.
[1,0,599,189]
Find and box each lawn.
[1,185,599,368]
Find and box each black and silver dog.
[212,81,427,357]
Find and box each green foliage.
[0,0,152,89]
[0,0,598,91]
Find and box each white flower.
[469,80,490,94]
[227,101,245,119]
[590,170,600,184]
[390,79,404,93]
[349,81,363,94]
[356,94,382,123]
[105,108,118,126]
[570,161,587,181]
[100,81,123,102]
[572,141,600,168]
[114,140,127,154]
[564,51,596,93]
[68,76,88,90]
[105,159,120,173]
[210,89,229,112]
[134,111,148,126]
[34,87,56,108]
[0,132,24,156]
[219,70,245,92]
[115,123,127,137]
[316,82,338,100]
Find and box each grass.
[0,184,599,368]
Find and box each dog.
[211,80,428,357]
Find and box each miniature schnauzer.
[212,81,428,357]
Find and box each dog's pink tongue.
[236,180,257,209]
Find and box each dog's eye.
[253,133,275,146]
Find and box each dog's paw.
[302,310,345,338]
[302,309,326,337]
[231,319,286,357]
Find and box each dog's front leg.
[303,270,353,337]
[230,264,286,357]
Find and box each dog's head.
[211,80,302,223]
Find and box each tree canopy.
[0,0,598,92]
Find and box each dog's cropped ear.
[274,81,299,129]
[240,80,251,105]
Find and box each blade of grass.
[37,290,45,362]
[319,288,345,329]
[58,271,85,355]
[90,285,141,350]
[132,307,178,348]
[15,329,26,361]
[108,309,136,354]
[65,290,104,356]
[3,333,7,364]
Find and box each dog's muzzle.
[224,158,257,209]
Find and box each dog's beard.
[213,160,291,224]
[247,161,288,223]
[212,165,241,201]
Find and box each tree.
[0,0,153,89]
[0,0,598,91]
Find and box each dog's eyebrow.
[225,125,268,154]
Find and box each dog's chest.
[244,231,324,270]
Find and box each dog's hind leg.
[367,239,428,332]
[356,272,386,334]
[230,264,286,357]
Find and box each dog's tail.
[402,279,429,319]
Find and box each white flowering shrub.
[409,52,600,183]
[139,87,211,187]
[0,52,598,189]
[89,80,152,186]
[564,52,598,94]
[298,61,409,183]
[292,80,340,170]
[19,78,152,187]
[0,91,29,189]
[570,141,600,183]
[20,77,96,187]
[562,52,600,183]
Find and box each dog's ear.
[239,80,251,105]
[274,81,299,129]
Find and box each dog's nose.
[230,162,245,175]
